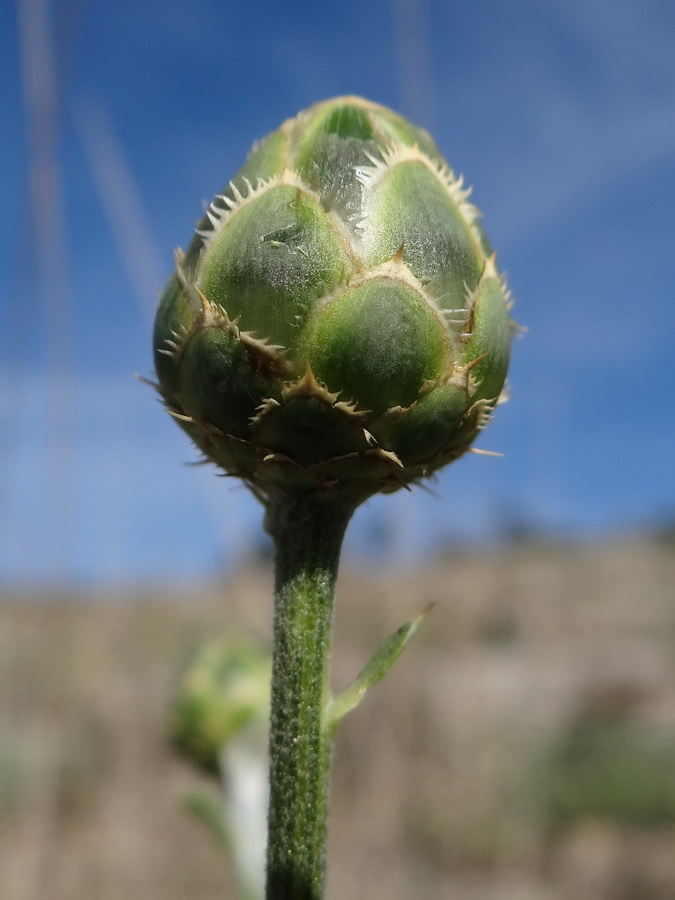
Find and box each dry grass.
[2,535,675,899]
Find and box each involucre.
[153,96,514,507]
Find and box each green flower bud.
[154,96,514,506]
[170,637,270,776]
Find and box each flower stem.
[265,493,354,900]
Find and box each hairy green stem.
[265,494,354,900]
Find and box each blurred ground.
[1,534,675,900]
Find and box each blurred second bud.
[170,636,270,776]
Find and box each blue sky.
[2,0,675,585]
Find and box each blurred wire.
[391,0,437,130]
[17,0,76,583]
[75,100,164,330]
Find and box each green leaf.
[325,603,432,731]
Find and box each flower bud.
[170,637,270,776]
[154,96,514,506]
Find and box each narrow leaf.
[326,603,433,730]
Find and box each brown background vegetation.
[2,534,675,899]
